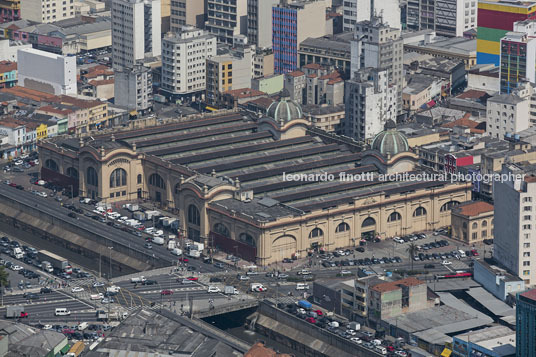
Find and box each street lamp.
[107,246,113,281]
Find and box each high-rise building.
[500,21,536,94]
[486,93,530,139]
[407,0,477,37]
[351,16,403,113]
[111,0,161,70]
[272,0,328,74]
[114,64,153,113]
[477,0,536,66]
[0,0,20,22]
[19,0,74,23]
[247,0,280,49]
[170,0,205,33]
[342,67,397,140]
[206,0,247,45]
[517,289,536,357]
[161,26,216,101]
[342,0,401,32]
[494,164,536,287]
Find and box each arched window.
[336,222,350,233]
[309,228,323,239]
[472,222,478,229]
[214,223,230,238]
[149,173,165,189]
[45,159,59,172]
[66,167,78,179]
[482,220,487,227]
[109,168,127,188]
[413,207,427,217]
[388,212,402,222]
[188,204,200,226]
[440,201,460,212]
[239,233,255,247]
[362,217,376,227]
[137,174,142,184]
[86,167,98,186]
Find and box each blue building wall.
[473,260,524,302]
[272,6,298,74]
[517,292,536,357]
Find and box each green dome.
[267,89,303,123]
[372,120,409,156]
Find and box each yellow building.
[35,122,47,140]
[38,105,472,266]
[451,201,494,244]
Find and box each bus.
[435,272,472,279]
[66,341,85,357]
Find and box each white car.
[340,270,353,275]
[346,329,357,335]
[207,286,221,293]
[350,337,362,344]
[442,260,452,265]
[37,192,47,198]
[13,160,23,166]
[393,237,404,243]
[42,324,53,330]
[93,281,105,287]
[11,265,23,271]
[72,287,84,293]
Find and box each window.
[149,173,165,189]
[524,252,531,257]
[472,232,478,240]
[109,168,127,188]
[66,167,78,178]
[524,206,532,211]
[336,222,350,233]
[309,228,323,239]
[524,261,531,266]
[362,217,375,227]
[45,159,59,172]
[482,230,487,238]
[239,233,255,247]
[482,220,487,227]
[463,222,467,229]
[524,197,532,202]
[524,224,532,230]
[137,174,142,184]
[524,215,532,221]
[413,207,426,217]
[388,212,402,222]
[440,201,460,212]
[187,204,200,226]
[524,243,531,248]
[472,222,478,229]
[87,167,98,186]
[523,270,530,276]
[213,223,230,238]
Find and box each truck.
[297,300,312,310]
[38,250,72,274]
[167,239,177,250]
[170,248,182,256]
[96,310,108,321]
[6,306,27,318]
[187,249,200,258]
[152,236,165,245]
[125,203,139,212]
[192,243,204,251]
[133,211,146,221]
[130,276,146,283]
[224,286,239,295]
[65,341,85,357]
[348,321,361,331]
[12,247,24,259]
[41,261,54,273]
[145,210,161,220]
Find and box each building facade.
[0,61,16,89]
[0,0,19,23]
[517,290,536,357]
[247,0,279,49]
[170,0,205,32]
[298,35,351,79]
[473,260,525,302]
[486,93,530,139]
[351,17,404,113]
[451,201,494,244]
[477,0,536,66]
[111,0,161,70]
[19,0,74,23]
[114,64,153,113]
[37,110,472,266]
[342,0,401,32]
[495,164,536,286]
[272,0,328,74]
[343,67,397,141]
[500,26,536,94]
[205,0,247,45]
[407,0,477,37]
[161,27,216,102]
[17,48,76,95]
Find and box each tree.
[0,266,8,288]
[406,243,418,272]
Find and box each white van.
[375,346,387,355]
[458,250,466,258]
[55,308,71,316]
[296,283,309,290]
[77,322,88,331]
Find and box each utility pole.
[99,252,102,278]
